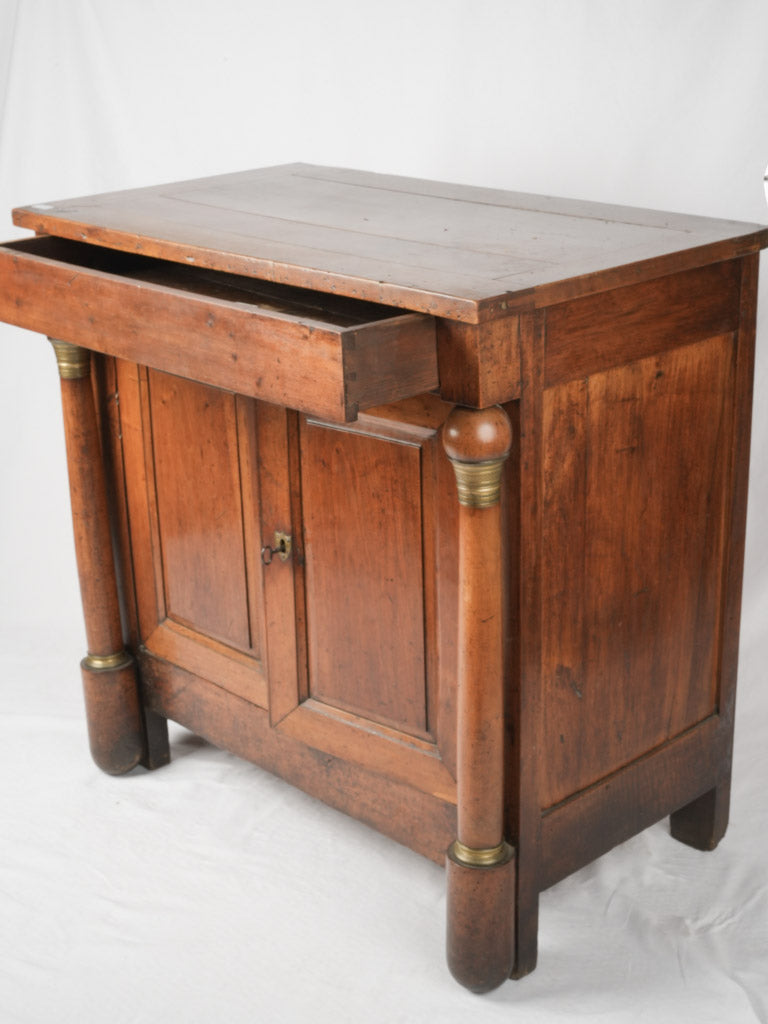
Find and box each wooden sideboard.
[2,165,766,991]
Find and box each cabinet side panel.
[540,333,734,808]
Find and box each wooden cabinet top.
[13,164,768,323]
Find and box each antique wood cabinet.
[1,165,766,991]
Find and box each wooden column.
[443,405,515,992]
[50,339,146,775]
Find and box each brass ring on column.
[449,839,515,868]
[82,650,134,672]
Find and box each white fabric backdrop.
[0,2,766,1021]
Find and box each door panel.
[300,419,428,736]
[265,395,459,791]
[117,363,268,706]
[148,370,253,651]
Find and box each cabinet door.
[115,362,269,708]
[114,362,458,805]
[263,395,459,799]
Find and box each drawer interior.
[5,235,404,329]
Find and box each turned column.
[443,405,515,992]
[50,339,145,774]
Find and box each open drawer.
[0,236,438,421]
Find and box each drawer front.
[0,237,438,422]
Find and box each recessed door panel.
[148,371,253,651]
[300,419,428,736]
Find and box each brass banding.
[449,839,514,867]
[448,457,506,508]
[49,339,91,380]
[82,651,133,671]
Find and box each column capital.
[443,406,512,508]
[49,338,91,380]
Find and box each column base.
[80,653,145,775]
[446,841,516,992]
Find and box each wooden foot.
[511,892,538,978]
[51,339,145,775]
[443,406,517,990]
[141,709,171,770]
[670,777,731,851]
